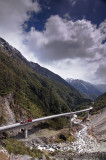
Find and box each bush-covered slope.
[92,93,106,113]
[0,38,90,120]
[30,62,73,87]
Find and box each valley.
[0,37,106,160]
[0,109,106,160]
[0,0,106,159]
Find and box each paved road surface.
[0,107,92,132]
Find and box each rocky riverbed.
[21,113,106,160]
[0,146,9,160]
[23,121,100,153]
[71,122,99,153]
[0,110,105,160]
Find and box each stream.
[71,122,98,153]
[35,121,99,153]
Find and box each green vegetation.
[0,104,6,125]
[4,138,50,159]
[0,38,93,160]
[0,43,90,124]
[55,131,76,143]
[92,93,106,114]
[38,117,69,130]
[47,117,69,130]
[49,150,60,156]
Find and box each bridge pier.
[69,115,72,131]
[25,128,28,139]
[82,110,90,122]
[86,110,91,121]
[87,110,90,118]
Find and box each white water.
[71,122,98,153]
[35,121,99,153]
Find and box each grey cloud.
[95,63,106,83]
[26,16,106,63]
[24,15,106,83]
[70,0,77,7]
[0,0,41,29]
[63,13,71,20]
[0,1,106,84]
[42,39,93,62]
[0,0,41,48]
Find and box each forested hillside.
[0,38,90,121]
[92,93,106,114]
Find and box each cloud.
[70,0,77,7]
[0,0,41,50]
[94,63,106,83]
[63,13,71,20]
[0,1,106,83]
[25,15,106,63]
[99,19,106,41]
[24,15,106,83]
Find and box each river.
[35,121,99,153]
[71,122,98,153]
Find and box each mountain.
[94,84,106,93]
[91,93,106,146]
[0,37,90,125]
[29,62,71,87]
[66,78,102,100]
[92,92,106,114]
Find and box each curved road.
[0,107,92,132]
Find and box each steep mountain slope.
[95,84,106,93]
[92,92,106,114]
[91,93,106,142]
[0,37,90,123]
[30,62,71,87]
[66,78,102,100]
[91,107,106,143]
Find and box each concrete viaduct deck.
[0,107,92,138]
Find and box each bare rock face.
[0,94,19,136]
[42,154,47,160]
[9,153,47,160]
[91,108,106,141]
[4,94,16,125]
[0,96,4,119]
[0,94,16,125]
[9,153,32,160]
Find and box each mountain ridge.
[92,92,106,114]
[29,62,76,90]
[0,37,90,126]
[66,78,102,100]
[94,84,106,93]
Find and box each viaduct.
[0,107,92,138]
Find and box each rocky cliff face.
[91,108,106,142]
[0,94,17,136]
[3,94,15,125]
[0,94,14,125]
[0,94,29,136]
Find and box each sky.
[0,0,106,84]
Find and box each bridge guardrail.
[0,107,92,132]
